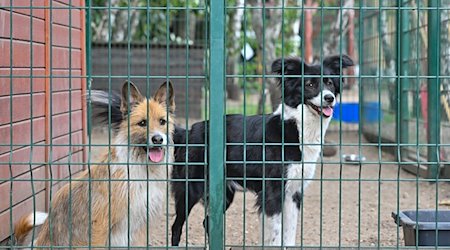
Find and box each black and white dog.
[171,54,354,246]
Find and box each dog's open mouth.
[148,147,165,162]
[307,102,334,118]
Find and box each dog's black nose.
[152,135,163,144]
[324,94,335,103]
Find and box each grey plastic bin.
[392,210,450,246]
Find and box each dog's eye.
[306,81,313,87]
[159,118,167,126]
[137,120,147,127]
[327,80,333,85]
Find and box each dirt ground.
[89,129,450,248]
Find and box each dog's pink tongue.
[322,106,333,117]
[148,148,164,162]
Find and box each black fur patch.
[88,90,123,131]
[292,192,303,210]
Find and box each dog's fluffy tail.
[87,90,123,131]
[14,212,48,246]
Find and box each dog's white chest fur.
[109,164,169,246]
[110,136,171,246]
[267,104,331,246]
[274,104,330,195]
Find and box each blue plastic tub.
[332,102,381,123]
[333,102,359,123]
[363,101,382,123]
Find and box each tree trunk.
[90,1,142,42]
[249,0,284,113]
[127,9,141,41]
[346,6,356,88]
[440,6,450,121]
[112,5,141,42]
[380,9,397,112]
[380,10,395,83]
[92,0,121,42]
[321,0,354,57]
[226,0,244,101]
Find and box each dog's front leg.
[260,213,282,246]
[282,192,301,246]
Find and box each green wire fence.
[1,0,450,249]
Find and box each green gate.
[360,0,445,180]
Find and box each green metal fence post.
[85,0,92,136]
[208,0,225,248]
[398,0,410,161]
[84,0,94,246]
[427,0,440,179]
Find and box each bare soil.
[90,129,450,248]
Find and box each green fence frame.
[426,0,441,179]
[208,0,226,248]
[361,0,445,179]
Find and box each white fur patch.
[309,89,336,107]
[27,212,48,226]
[260,213,282,246]
[273,103,331,246]
[282,195,298,246]
[26,212,49,249]
[274,103,330,166]
[107,130,173,246]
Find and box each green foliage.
[91,0,204,43]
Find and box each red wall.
[0,0,86,241]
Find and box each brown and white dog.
[14,81,175,248]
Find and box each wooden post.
[347,6,355,87]
[304,0,315,63]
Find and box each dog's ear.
[272,57,307,76]
[272,57,308,86]
[154,81,175,113]
[322,54,354,74]
[121,81,144,114]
